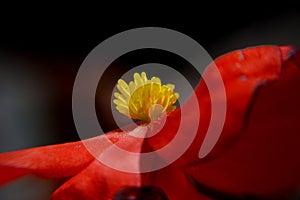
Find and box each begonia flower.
[0,45,300,199]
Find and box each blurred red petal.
[185,47,300,198]
[0,140,92,186]
[201,45,288,157]
[0,132,124,186]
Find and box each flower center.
[113,72,179,122]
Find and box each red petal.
[143,45,296,199]
[0,133,120,186]
[0,140,93,186]
[198,45,293,158]
[185,47,300,198]
[50,130,150,200]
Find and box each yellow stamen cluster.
[113,72,179,122]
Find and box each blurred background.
[0,7,299,199]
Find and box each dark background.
[0,7,299,199]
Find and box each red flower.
[1,45,300,199]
